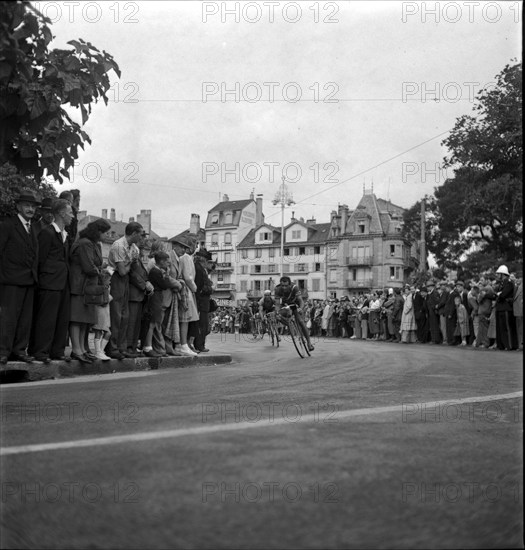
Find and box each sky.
[38,0,521,238]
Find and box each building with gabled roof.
[325,187,420,298]
[205,192,264,306]
[236,216,331,303]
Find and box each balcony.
[347,278,373,289]
[215,283,236,291]
[346,256,373,266]
[215,262,233,271]
[247,289,263,299]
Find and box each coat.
[401,293,416,331]
[37,225,69,291]
[513,281,523,317]
[69,238,102,295]
[0,216,38,286]
[129,258,149,302]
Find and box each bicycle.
[265,312,280,348]
[247,312,264,341]
[277,304,311,358]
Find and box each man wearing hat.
[193,247,214,352]
[426,279,441,344]
[443,280,460,345]
[35,197,55,234]
[436,281,449,345]
[0,191,40,363]
[495,265,517,350]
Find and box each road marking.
[1,391,521,456]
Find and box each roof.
[168,228,206,243]
[208,199,253,213]
[346,194,406,235]
[238,222,331,248]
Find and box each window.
[224,212,232,225]
[240,280,247,292]
[358,223,365,234]
[269,248,275,257]
[224,252,231,263]
[390,244,395,256]
[268,264,276,273]
[264,279,272,291]
[390,266,401,279]
[254,280,261,291]
[241,265,248,274]
[241,249,248,259]
[329,268,337,283]
[211,213,219,225]
[224,232,232,245]
[255,248,262,258]
[314,246,321,255]
[351,268,357,281]
[211,232,218,245]
[259,231,270,241]
[299,246,306,255]
[329,247,338,259]
[255,265,261,273]
[292,230,302,239]
[284,248,290,256]
[314,263,321,272]
[297,263,307,272]
[312,279,320,292]
[217,272,223,281]
[329,291,337,299]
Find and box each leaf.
[30,94,47,119]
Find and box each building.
[236,216,331,304]
[205,192,264,306]
[168,213,206,250]
[325,188,420,298]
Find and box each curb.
[0,354,232,382]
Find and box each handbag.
[83,276,109,306]
[209,298,218,312]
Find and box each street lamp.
[272,175,295,279]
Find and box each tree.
[0,162,57,219]
[403,61,522,272]
[0,1,120,184]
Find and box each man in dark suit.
[193,248,214,352]
[426,280,442,344]
[29,199,74,363]
[0,191,40,363]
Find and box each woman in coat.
[69,219,111,363]
[400,285,417,343]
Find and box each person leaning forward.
[0,191,40,363]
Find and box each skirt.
[178,287,200,323]
[70,295,97,324]
[93,304,111,332]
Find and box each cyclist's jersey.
[277,284,301,307]
[259,296,275,313]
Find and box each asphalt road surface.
[1,334,523,549]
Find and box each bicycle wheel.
[297,325,311,357]
[288,318,305,358]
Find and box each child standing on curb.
[455,295,470,346]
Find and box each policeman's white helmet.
[264,290,272,295]
[496,265,510,276]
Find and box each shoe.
[107,351,124,360]
[197,348,210,353]
[71,352,93,364]
[95,351,111,361]
[10,354,34,363]
[188,344,199,354]
[0,356,8,365]
[144,350,162,358]
[120,350,138,358]
[34,356,51,364]
[50,355,71,362]
[126,348,139,358]
[180,344,197,356]
[308,344,315,351]
[84,351,97,360]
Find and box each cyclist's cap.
[264,290,272,295]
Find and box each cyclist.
[258,289,280,341]
[274,276,315,351]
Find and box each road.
[0,334,523,549]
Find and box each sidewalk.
[0,353,232,383]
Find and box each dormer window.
[292,230,302,239]
[224,212,233,225]
[358,223,366,234]
[211,213,219,225]
[259,231,271,241]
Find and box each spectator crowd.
[0,191,215,365]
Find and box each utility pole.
[420,198,426,274]
[272,175,294,279]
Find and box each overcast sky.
[40,0,521,237]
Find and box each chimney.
[255,194,264,226]
[129,216,135,223]
[136,209,152,235]
[189,213,200,235]
[291,211,296,222]
[110,208,116,222]
[299,217,304,222]
[306,217,316,224]
[249,190,254,200]
[102,209,107,219]
[340,204,348,234]
[223,194,229,201]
